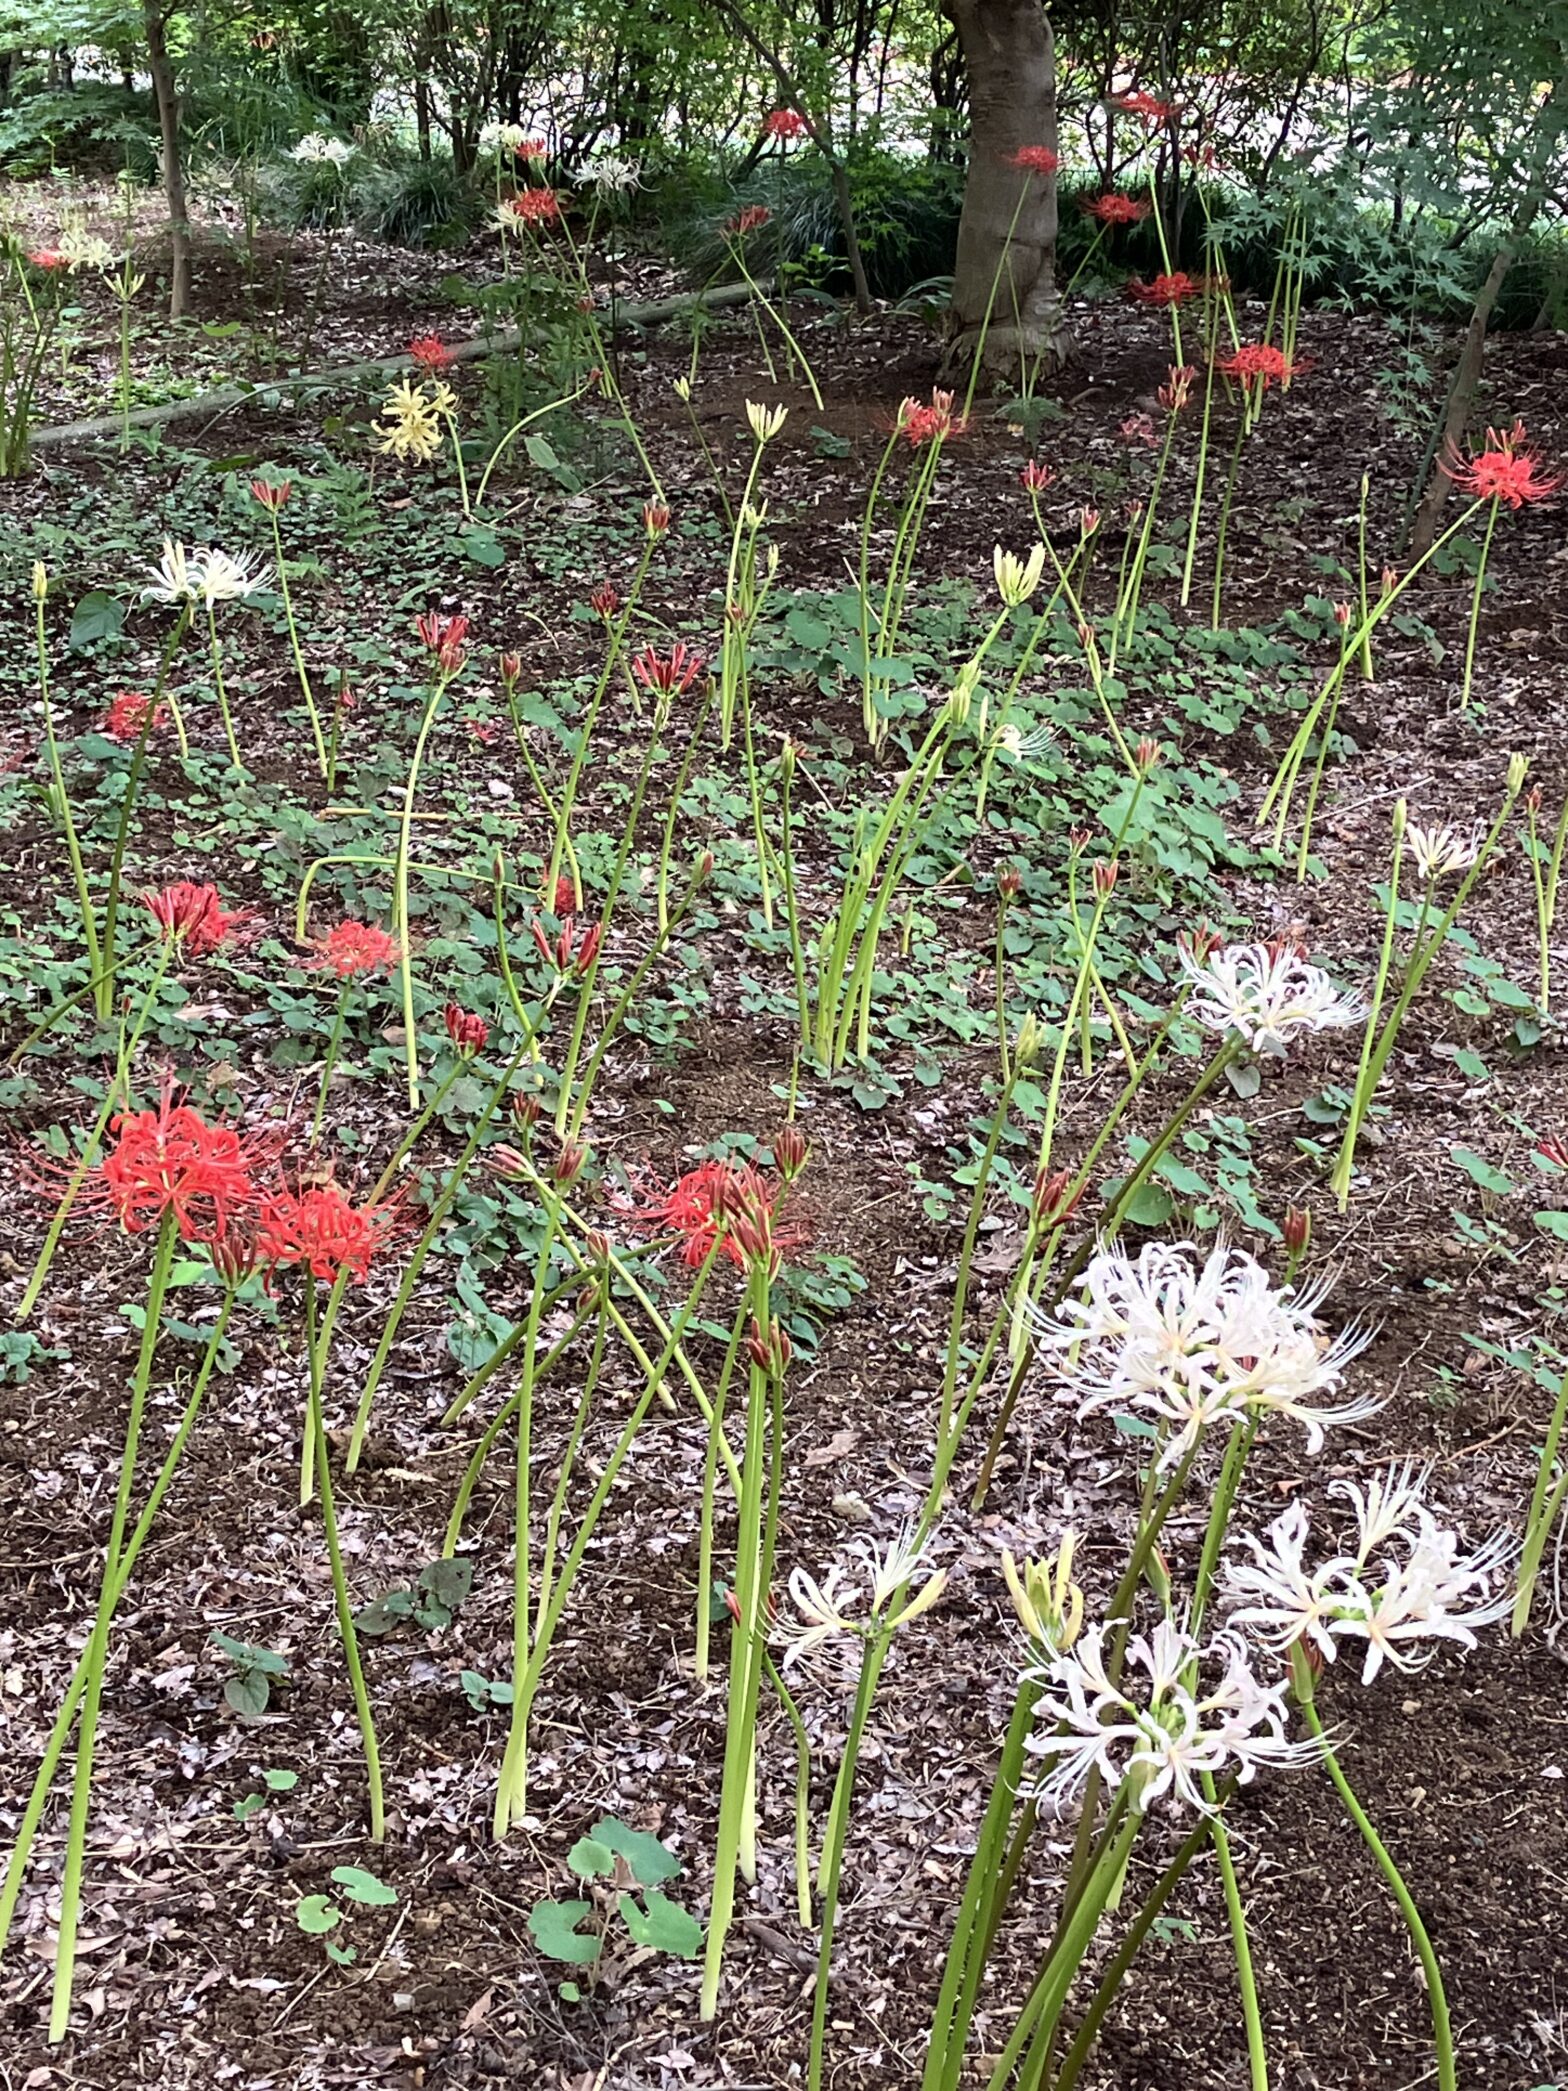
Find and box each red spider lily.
[771,1123,809,1179]
[506,187,561,226]
[1537,1132,1568,1171]
[763,108,808,141]
[1182,140,1221,172]
[1157,364,1198,413]
[590,582,620,617]
[726,204,772,239]
[73,1088,271,1246]
[515,138,548,162]
[1111,90,1180,123]
[632,641,705,696]
[1008,145,1060,176]
[414,609,470,673]
[498,651,522,689]
[307,919,401,979]
[249,477,292,510]
[1127,272,1206,307]
[643,499,671,537]
[624,1157,802,1271]
[1119,413,1158,449]
[408,333,453,372]
[1215,342,1303,394]
[468,718,502,744]
[897,388,967,447]
[102,691,167,743]
[1080,507,1100,536]
[530,914,602,977]
[28,248,65,269]
[257,1182,398,1284]
[1441,420,1562,509]
[144,881,255,956]
[1084,193,1150,226]
[444,1003,489,1056]
[1020,460,1057,492]
[552,874,577,914]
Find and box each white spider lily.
[776,1527,946,1668]
[993,543,1047,607]
[1027,1619,1323,1816]
[144,537,199,605]
[57,228,117,271]
[993,721,1055,762]
[1405,822,1479,883]
[191,546,273,604]
[1178,940,1364,1056]
[1225,1485,1513,1687]
[1032,1239,1378,1467]
[576,153,642,195]
[745,401,788,445]
[291,133,354,167]
[479,120,529,155]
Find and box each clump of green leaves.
[354,1555,474,1636]
[528,1817,702,1996]
[212,1631,289,1716]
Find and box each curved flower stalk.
[1226,1479,1513,2091]
[1331,761,1526,1210]
[856,389,967,750]
[30,563,101,991]
[393,612,470,1105]
[1440,420,1560,709]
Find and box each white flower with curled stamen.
[291,132,354,167]
[776,1526,947,1669]
[1026,1618,1323,1816]
[191,547,272,604]
[1032,1239,1379,1467]
[1178,940,1364,1055]
[1225,1479,1513,1686]
[993,721,1055,763]
[576,153,642,195]
[479,120,529,155]
[144,538,199,605]
[1406,822,1479,883]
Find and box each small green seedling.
[355,1555,474,1636]
[295,1864,399,1966]
[460,1669,515,1712]
[234,1767,299,1821]
[527,1817,702,1993]
[212,1631,290,1716]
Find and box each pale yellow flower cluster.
[375,377,454,464]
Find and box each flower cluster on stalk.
[1440,419,1560,509]
[1225,1467,1513,1684]
[306,920,401,979]
[1026,1619,1324,1816]
[1031,1239,1378,1466]
[144,881,255,957]
[144,539,272,606]
[102,692,166,744]
[776,1527,947,1671]
[1177,938,1363,1055]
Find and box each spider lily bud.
[589,583,619,618]
[443,1002,489,1056]
[1020,459,1056,491]
[1014,1012,1045,1067]
[1177,919,1219,967]
[672,375,692,402]
[32,561,47,601]
[1392,797,1407,842]
[993,542,1047,608]
[1134,737,1161,774]
[1333,601,1352,628]
[1538,1133,1568,1171]
[693,849,715,885]
[554,1140,588,1186]
[210,1232,263,1285]
[772,1123,809,1179]
[746,1313,792,1376]
[779,738,798,784]
[642,500,670,538]
[1508,752,1529,797]
[1002,1536,1084,1655]
[1527,784,1544,815]
[745,400,788,444]
[510,1091,542,1133]
[1079,507,1100,538]
[1031,1165,1082,1230]
[997,867,1023,902]
[1283,1204,1311,1256]
[498,650,522,689]
[947,658,981,727]
[1068,826,1093,856]
[491,1143,530,1179]
[1092,859,1118,897]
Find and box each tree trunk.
[943,0,1066,380]
[143,3,190,319]
[1407,63,1568,556]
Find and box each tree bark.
[943,0,1067,380]
[1407,63,1568,556]
[143,3,191,320]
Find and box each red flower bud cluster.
[530,913,602,977]
[443,1002,489,1056]
[414,610,470,673]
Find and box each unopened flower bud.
[498,650,522,689]
[1527,784,1544,815]
[1092,859,1119,897]
[997,867,1022,901]
[590,583,619,617]
[1508,752,1529,797]
[642,499,670,538]
[1333,601,1352,627]
[772,1123,809,1179]
[31,561,47,601]
[1031,1165,1081,1230]
[1134,737,1161,773]
[1014,1012,1045,1067]
[510,1091,542,1132]
[1392,797,1407,841]
[554,1139,588,1186]
[1283,1205,1311,1256]
[1068,826,1093,855]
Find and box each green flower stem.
[695,1310,749,1682]
[657,681,717,932]
[938,1064,1024,1448]
[439,1271,583,1429]
[302,1280,384,1841]
[204,597,244,771]
[1459,497,1499,711]
[534,1287,611,1638]
[15,945,174,1321]
[1180,301,1222,606]
[34,582,101,989]
[761,1647,814,1928]
[0,1281,237,1970]
[10,933,161,1063]
[266,504,328,775]
[442,1298,598,1555]
[1111,404,1179,667]
[1512,1358,1568,1635]
[730,249,823,408]
[1527,798,1552,1013]
[493,1193,562,1839]
[678,390,735,528]
[48,1211,178,2041]
[1049,1777,1241,2091]
[807,1628,892,2091]
[1332,776,1520,1209]
[856,424,905,744]
[1355,473,1374,679]
[499,1236,723,1833]
[545,539,655,899]
[344,1042,534,1472]
[392,668,456,1107]
[1209,406,1249,632]
[1294,1656,1455,2091]
[778,756,813,1052]
[312,980,352,1139]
